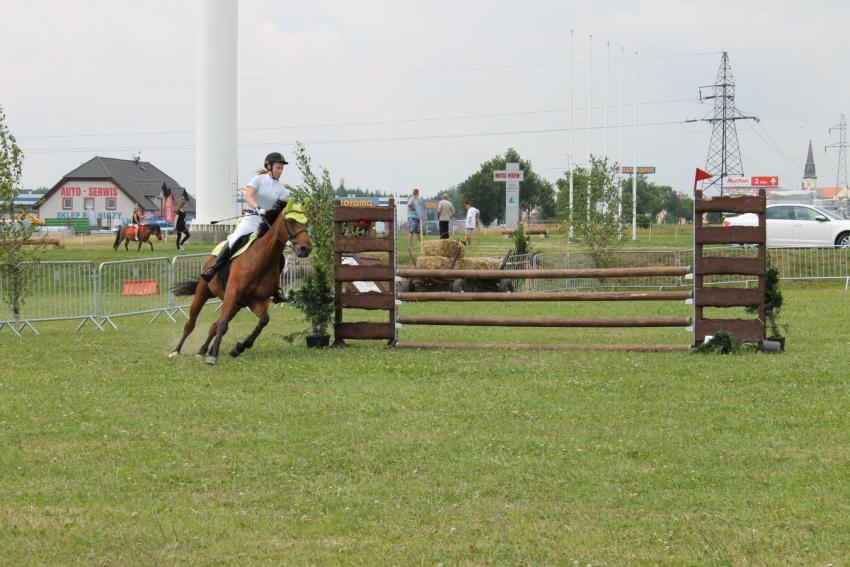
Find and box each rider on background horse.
[131,206,144,240]
[200,151,291,303]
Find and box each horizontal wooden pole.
[335,265,394,282]
[339,293,395,310]
[696,256,765,276]
[334,322,396,340]
[398,315,691,328]
[334,206,394,222]
[398,266,691,280]
[696,288,764,307]
[695,227,765,245]
[399,291,691,302]
[334,236,394,253]
[694,318,764,342]
[397,342,690,352]
[695,194,765,214]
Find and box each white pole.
[632,51,638,241]
[603,41,610,159]
[196,0,238,226]
[568,29,574,241]
[618,46,624,235]
[586,34,593,223]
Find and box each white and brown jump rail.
[693,189,767,343]
[395,265,694,352]
[332,201,398,346]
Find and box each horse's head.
[280,200,312,258]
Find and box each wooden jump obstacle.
[332,191,766,351]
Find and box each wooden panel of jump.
[334,236,394,253]
[333,200,397,346]
[397,342,689,352]
[398,266,690,280]
[694,195,763,214]
[695,226,765,245]
[694,319,764,342]
[693,189,766,344]
[695,288,764,307]
[339,292,395,310]
[335,322,396,340]
[398,315,691,328]
[336,264,395,282]
[399,290,691,302]
[695,256,765,276]
[333,206,395,222]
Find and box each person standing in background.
[407,188,425,247]
[463,201,479,246]
[175,200,190,251]
[437,194,454,239]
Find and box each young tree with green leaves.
[0,105,40,326]
[566,156,624,267]
[287,143,336,340]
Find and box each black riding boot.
[271,288,288,304]
[201,244,233,283]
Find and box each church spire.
[802,140,817,191]
[804,140,816,179]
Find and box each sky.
[2,0,849,198]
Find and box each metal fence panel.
[0,261,99,334]
[97,258,173,328]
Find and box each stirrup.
[271,289,288,304]
[200,266,217,283]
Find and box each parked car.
[723,204,850,247]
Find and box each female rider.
[200,152,290,303]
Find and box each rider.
[131,206,144,240]
[200,152,291,302]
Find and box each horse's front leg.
[169,283,212,358]
[125,238,129,250]
[206,301,241,366]
[230,299,271,358]
[148,240,154,251]
[137,239,142,252]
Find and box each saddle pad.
[211,232,259,259]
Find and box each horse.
[113,223,163,251]
[168,200,312,365]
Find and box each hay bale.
[421,239,465,259]
[457,257,501,270]
[415,255,454,270]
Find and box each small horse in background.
[114,223,163,251]
[169,200,312,365]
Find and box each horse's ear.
[284,199,295,214]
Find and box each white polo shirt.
[247,173,290,210]
[465,206,479,229]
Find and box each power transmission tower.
[698,52,759,195]
[825,114,848,191]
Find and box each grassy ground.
[1,282,849,564]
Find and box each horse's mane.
[254,199,288,240]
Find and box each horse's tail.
[171,280,198,296]
[112,226,122,250]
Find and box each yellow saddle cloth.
[211,232,259,260]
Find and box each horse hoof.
[229,347,240,358]
[205,356,217,366]
[167,350,180,358]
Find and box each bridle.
[260,210,308,250]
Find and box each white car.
[723,205,850,247]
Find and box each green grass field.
[2,280,849,564]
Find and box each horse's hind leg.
[169,285,211,357]
[205,301,240,366]
[124,238,129,250]
[230,299,271,358]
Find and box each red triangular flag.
[694,168,712,182]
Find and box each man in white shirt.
[437,194,454,239]
[463,201,479,245]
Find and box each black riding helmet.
[264,152,289,169]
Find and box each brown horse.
[113,223,163,251]
[168,200,312,365]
